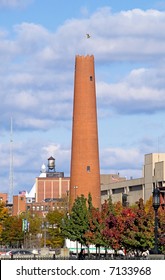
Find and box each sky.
[1,0,165,197]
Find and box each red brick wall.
[12,195,26,216]
[36,177,70,202]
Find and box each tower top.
[76,54,94,59]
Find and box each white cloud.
[41,143,71,176]
[1,7,165,131]
[0,0,31,8]
[96,65,165,115]
[1,7,165,135]
[100,146,143,179]
[2,6,165,194]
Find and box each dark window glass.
[87,166,90,172]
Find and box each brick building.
[12,193,26,216]
[34,157,70,203]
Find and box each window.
[87,166,90,172]
[90,76,93,81]
[129,185,142,192]
[101,190,108,196]
[122,193,128,207]
[112,188,124,194]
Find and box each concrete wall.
[101,153,165,206]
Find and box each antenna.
[9,117,14,203]
[158,137,160,162]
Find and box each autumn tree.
[102,213,123,251]
[101,196,116,218]
[1,215,23,247]
[121,199,154,254]
[84,194,107,255]
[0,202,9,243]
[46,210,64,248]
[158,206,165,253]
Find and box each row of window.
[27,205,63,211]
[101,185,143,196]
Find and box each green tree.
[62,195,89,246]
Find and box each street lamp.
[41,221,49,248]
[74,185,78,199]
[152,184,160,254]
[66,190,69,212]
[122,193,128,207]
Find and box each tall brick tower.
[70,55,100,209]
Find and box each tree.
[121,199,154,254]
[46,210,64,248]
[84,204,106,255]
[120,207,139,253]
[1,216,23,247]
[61,195,89,246]
[85,196,117,254]
[102,212,123,251]
[101,196,115,218]
[158,206,165,253]
[102,198,154,254]
[101,198,125,251]
[0,202,9,243]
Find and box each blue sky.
[1,0,165,196]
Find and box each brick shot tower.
[69,55,101,209]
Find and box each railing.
[0,254,164,260]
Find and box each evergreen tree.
[61,195,89,246]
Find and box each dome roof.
[41,163,46,173]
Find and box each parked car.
[12,250,34,256]
[1,249,34,257]
[0,250,13,256]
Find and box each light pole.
[66,190,69,212]
[74,185,78,199]
[73,185,79,256]
[122,193,128,207]
[42,221,49,248]
[152,184,160,254]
